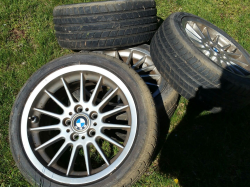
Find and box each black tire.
[9,52,158,186]
[53,0,157,51]
[151,12,250,112]
[96,44,179,119]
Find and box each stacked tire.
[9,0,250,187]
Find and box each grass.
[0,0,249,186]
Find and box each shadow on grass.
[158,81,250,186]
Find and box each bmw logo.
[72,115,89,132]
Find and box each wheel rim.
[182,17,250,76]
[21,64,137,184]
[101,46,164,98]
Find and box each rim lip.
[21,65,137,184]
[181,16,250,76]
[101,45,165,98]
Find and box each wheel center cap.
[72,113,90,132]
[213,47,219,53]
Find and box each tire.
[53,0,157,51]
[9,52,158,187]
[96,44,179,119]
[151,12,250,112]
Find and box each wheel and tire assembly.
[97,44,179,119]
[53,0,157,50]
[151,12,250,112]
[9,53,158,186]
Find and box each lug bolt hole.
[76,106,83,113]
[30,116,39,123]
[72,134,79,141]
[88,129,96,137]
[90,112,98,120]
[65,119,71,126]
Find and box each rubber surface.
[150,12,250,112]
[53,0,157,50]
[9,52,158,187]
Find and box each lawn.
[0,0,249,186]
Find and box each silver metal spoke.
[145,82,158,87]
[114,51,120,59]
[80,73,86,102]
[222,44,231,51]
[226,52,242,59]
[228,62,246,76]
[92,141,110,166]
[125,51,133,65]
[229,57,248,66]
[61,78,75,105]
[89,76,102,104]
[140,74,160,80]
[102,105,129,118]
[136,65,155,73]
[66,145,78,176]
[30,124,60,132]
[132,56,146,69]
[33,108,61,120]
[44,90,66,110]
[203,27,212,41]
[48,142,69,166]
[213,35,220,45]
[185,23,202,40]
[100,133,124,149]
[193,23,205,38]
[226,62,235,73]
[97,87,118,110]
[101,123,131,129]
[35,134,62,151]
[101,88,113,101]
[83,144,91,176]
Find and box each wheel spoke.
[132,56,146,69]
[35,134,62,151]
[80,73,86,102]
[45,90,66,110]
[136,65,155,73]
[89,76,102,105]
[83,144,91,176]
[33,108,61,120]
[193,23,205,38]
[66,145,78,176]
[222,44,231,51]
[30,124,60,132]
[228,62,246,76]
[48,142,69,166]
[61,78,75,105]
[229,57,248,66]
[203,27,212,41]
[213,35,220,45]
[189,37,205,48]
[114,51,121,60]
[185,23,202,41]
[101,123,131,129]
[92,141,109,166]
[226,52,242,59]
[97,87,118,110]
[125,51,133,65]
[102,105,128,118]
[140,74,160,80]
[145,82,158,87]
[100,133,124,149]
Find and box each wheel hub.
[71,113,90,133]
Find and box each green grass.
[0,0,249,186]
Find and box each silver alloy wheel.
[182,18,250,76]
[21,65,137,184]
[100,45,163,98]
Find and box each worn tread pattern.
[150,12,250,112]
[53,0,157,50]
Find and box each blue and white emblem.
[74,116,87,131]
[76,118,85,128]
